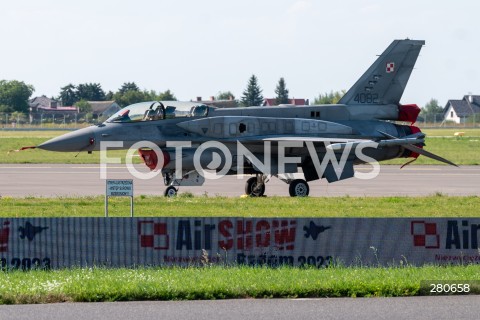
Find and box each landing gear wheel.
[289,179,309,197]
[164,186,178,197]
[245,177,265,197]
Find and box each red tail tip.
[398,104,420,124]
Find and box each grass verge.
[1,130,480,164]
[0,265,479,303]
[1,195,478,303]
[0,195,479,217]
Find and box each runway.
[0,164,478,197]
[0,296,479,320]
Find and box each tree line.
[0,77,444,117]
[0,80,178,113]
[58,82,177,112]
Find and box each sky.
[1,0,479,107]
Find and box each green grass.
[383,136,480,165]
[0,136,135,164]
[1,129,479,164]
[421,128,480,137]
[0,195,478,218]
[1,195,478,303]
[0,265,478,303]
[0,130,74,138]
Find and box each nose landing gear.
[162,170,205,197]
[245,174,267,197]
[164,185,178,197]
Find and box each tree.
[420,98,444,123]
[58,84,77,106]
[76,83,106,101]
[118,82,140,94]
[313,90,345,104]
[241,75,263,107]
[275,78,289,105]
[75,99,92,113]
[157,89,177,101]
[422,98,443,114]
[216,91,235,101]
[114,82,140,106]
[0,80,35,113]
[113,90,147,107]
[105,90,114,101]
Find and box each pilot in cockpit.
[151,105,164,120]
[143,103,165,121]
[143,106,156,121]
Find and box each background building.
[443,95,480,124]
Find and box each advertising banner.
[0,218,479,269]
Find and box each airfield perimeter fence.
[0,112,107,129]
[0,112,478,130]
[417,113,479,129]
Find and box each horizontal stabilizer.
[402,144,458,167]
[377,130,458,167]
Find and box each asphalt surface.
[0,164,478,197]
[0,296,479,320]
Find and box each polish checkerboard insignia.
[386,62,395,73]
[410,220,440,249]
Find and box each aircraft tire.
[164,186,178,197]
[289,179,309,197]
[245,177,265,197]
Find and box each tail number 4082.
[354,93,379,104]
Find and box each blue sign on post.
[105,179,133,217]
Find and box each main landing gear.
[288,179,310,197]
[160,170,311,197]
[244,174,310,197]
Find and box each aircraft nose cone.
[38,127,96,152]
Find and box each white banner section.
[1,218,479,269]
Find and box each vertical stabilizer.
[338,39,425,106]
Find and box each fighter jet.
[31,39,457,197]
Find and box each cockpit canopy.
[106,101,212,123]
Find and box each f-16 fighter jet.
[32,39,456,197]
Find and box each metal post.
[105,195,108,217]
[130,196,134,217]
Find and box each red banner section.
[1,218,479,269]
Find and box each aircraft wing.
[262,137,368,143]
